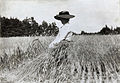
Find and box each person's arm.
[64,31,73,40]
[64,31,81,40]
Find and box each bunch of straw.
[0,39,46,71]
[16,39,120,83]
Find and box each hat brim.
[54,15,75,20]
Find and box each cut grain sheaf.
[16,38,120,83]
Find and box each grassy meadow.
[0,35,120,83]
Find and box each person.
[49,11,76,48]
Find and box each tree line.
[0,16,120,37]
[81,25,120,35]
[0,16,59,37]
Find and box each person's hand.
[49,42,59,48]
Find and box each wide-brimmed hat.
[54,11,75,20]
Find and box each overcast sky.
[0,0,120,32]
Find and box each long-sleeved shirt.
[49,23,72,48]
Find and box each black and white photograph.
[0,0,120,83]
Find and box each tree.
[99,25,112,35]
[114,27,120,34]
[51,22,59,36]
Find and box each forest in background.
[0,16,120,37]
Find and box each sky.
[0,0,120,32]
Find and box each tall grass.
[0,35,120,83]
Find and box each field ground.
[0,35,120,83]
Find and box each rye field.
[0,35,120,83]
